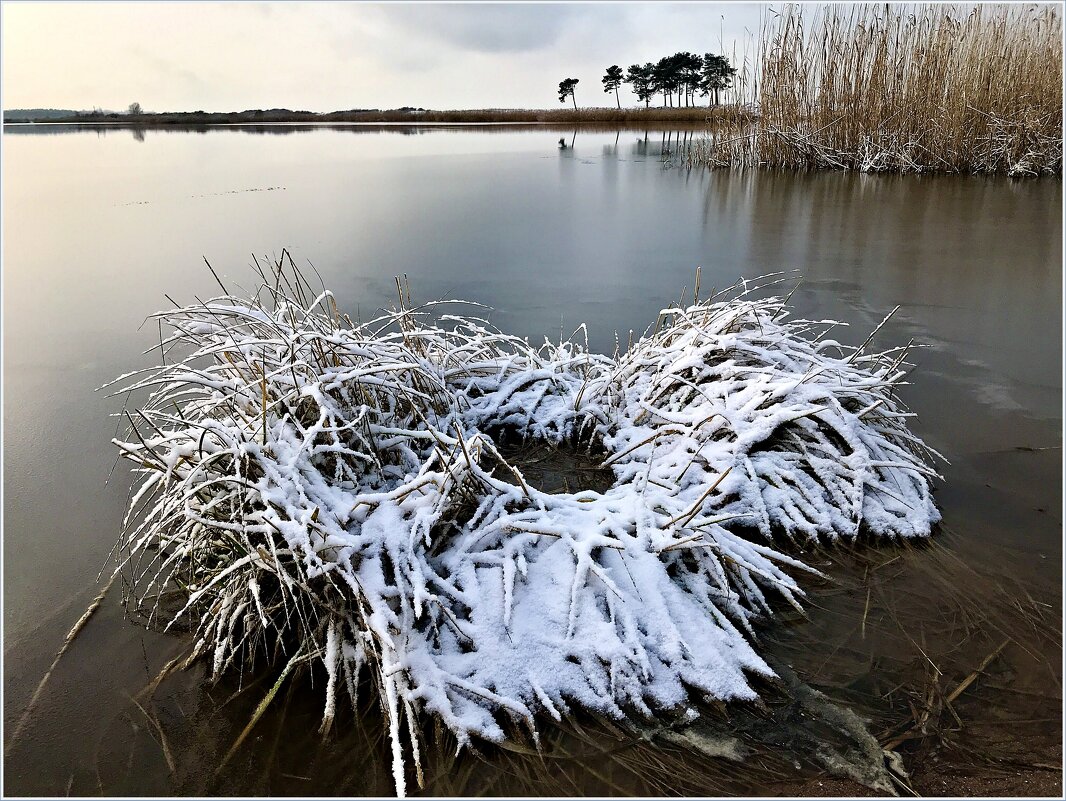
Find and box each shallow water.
[3,124,1061,795]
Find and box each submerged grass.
[688,3,1062,175]
[767,528,1062,791]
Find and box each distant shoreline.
[3,106,750,126]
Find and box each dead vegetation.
[101,259,942,795]
[687,4,1063,175]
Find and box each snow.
[112,272,941,796]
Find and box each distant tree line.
[559,52,737,110]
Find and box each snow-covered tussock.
[111,268,940,795]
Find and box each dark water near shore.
[3,125,1061,795]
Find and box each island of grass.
[111,258,940,796]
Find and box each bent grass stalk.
[4,568,122,757]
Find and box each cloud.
[376,4,580,54]
[2,2,769,111]
[128,47,211,97]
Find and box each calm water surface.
[3,125,1061,795]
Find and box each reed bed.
[690,3,1062,175]
[110,258,940,796]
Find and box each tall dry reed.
[691,4,1062,175]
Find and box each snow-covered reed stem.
[111,262,940,796]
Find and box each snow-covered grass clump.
[112,265,940,795]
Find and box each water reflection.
[2,120,714,138]
[3,124,1060,796]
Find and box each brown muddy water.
[3,124,1061,796]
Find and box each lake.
[3,124,1061,795]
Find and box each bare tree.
[127,102,143,115]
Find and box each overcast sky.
[2,2,766,111]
